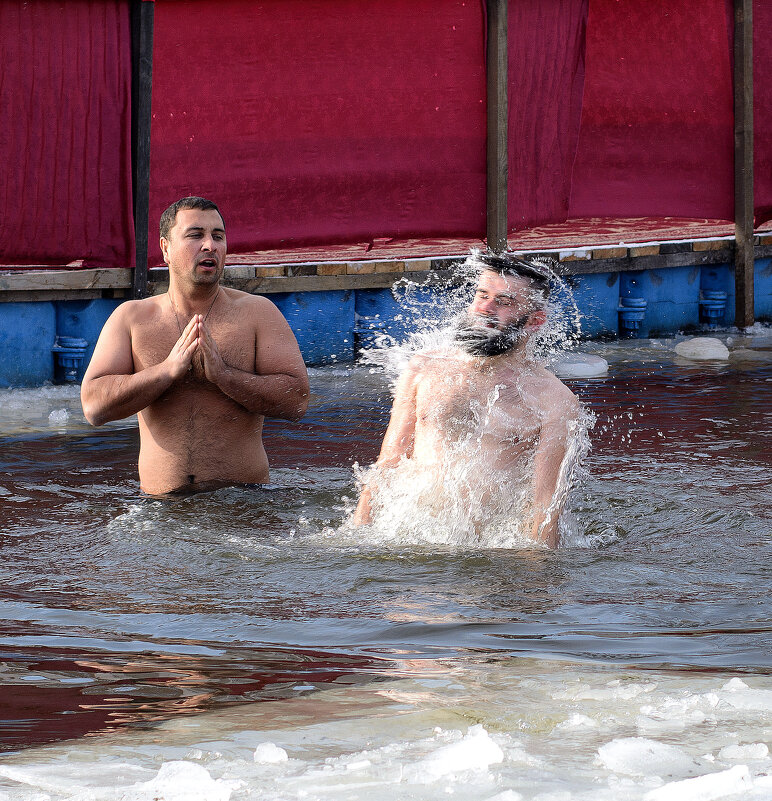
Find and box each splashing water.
[349,256,594,548]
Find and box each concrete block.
[693,239,729,252]
[405,259,432,271]
[317,262,347,275]
[346,262,377,274]
[592,247,627,260]
[370,261,405,273]
[629,245,660,257]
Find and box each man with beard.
[352,251,580,548]
[81,196,309,495]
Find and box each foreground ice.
[0,661,770,801]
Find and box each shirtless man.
[352,252,581,548]
[81,196,309,495]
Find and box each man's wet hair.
[472,251,553,293]
[159,196,224,240]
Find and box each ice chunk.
[403,725,504,784]
[550,353,609,378]
[48,408,69,426]
[597,737,699,777]
[674,338,729,361]
[718,743,769,761]
[556,713,597,730]
[487,791,524,801]
[253,742,289,764]
[126,761,238,801]
[643,765,751,801]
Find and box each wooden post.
[734,0,754,328]
[131,0,155,299]
[486,0,508,253]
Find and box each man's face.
[160,208,226,285]
[455,270,542,356]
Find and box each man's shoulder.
[509,361,579,414]
[221,287,281,314]
[111,295,164,325]
[535,367,580,415]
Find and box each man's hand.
[196,315,228,385]
[164,314,199,380]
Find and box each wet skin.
[81,208,309,494]
[353,270,580,548]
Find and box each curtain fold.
[569,0,735,221]
[0,1,134,268]
[507,0,588,231]
[753,0,772,225]
[148,0,487,262]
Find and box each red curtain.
[148,0,487,263]
[507,0,588,231]
[569,0,735,221]
[0,1,134,268]
[3,0,770,268]
[754,0,772,225]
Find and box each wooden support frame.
[486,0,508,253]
[130,0,155,299]
[734,0,754,328]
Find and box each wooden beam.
[0,269,132,292]
[734,0,754,328]
[486,0,508,253]
[130,0,155,299]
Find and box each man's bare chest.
[415,368,541,444]
[131,321,255,376]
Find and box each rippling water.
[0,332,770,800]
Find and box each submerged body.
[81,199,308,494]
[354,259,581,547]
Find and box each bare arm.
[352,365,420,525]
[80,303,196,426]
[198,298,309,421]
[529,392,581,548]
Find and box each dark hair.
[159,196,224,240]
[476,251,553,292]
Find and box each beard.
[453,313,530,357]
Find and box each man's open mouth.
[198,259,217,268]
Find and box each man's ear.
[527,308,547,329]
[160,237,170,265]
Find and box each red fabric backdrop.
[3,1,771,268]
[507,0,588,231]
[754,0,772,225]
[0,1,134,268]
[148,0,487,263]
[569,0,735,221]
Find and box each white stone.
[674,338,730,361]
[550,353,609,378]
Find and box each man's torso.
[411,351,543,475]
[131,293,267,494]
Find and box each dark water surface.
[0,337,770,756]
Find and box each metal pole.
[486,0,508,253]
[131,0,155,299]
[734,0,754,328]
